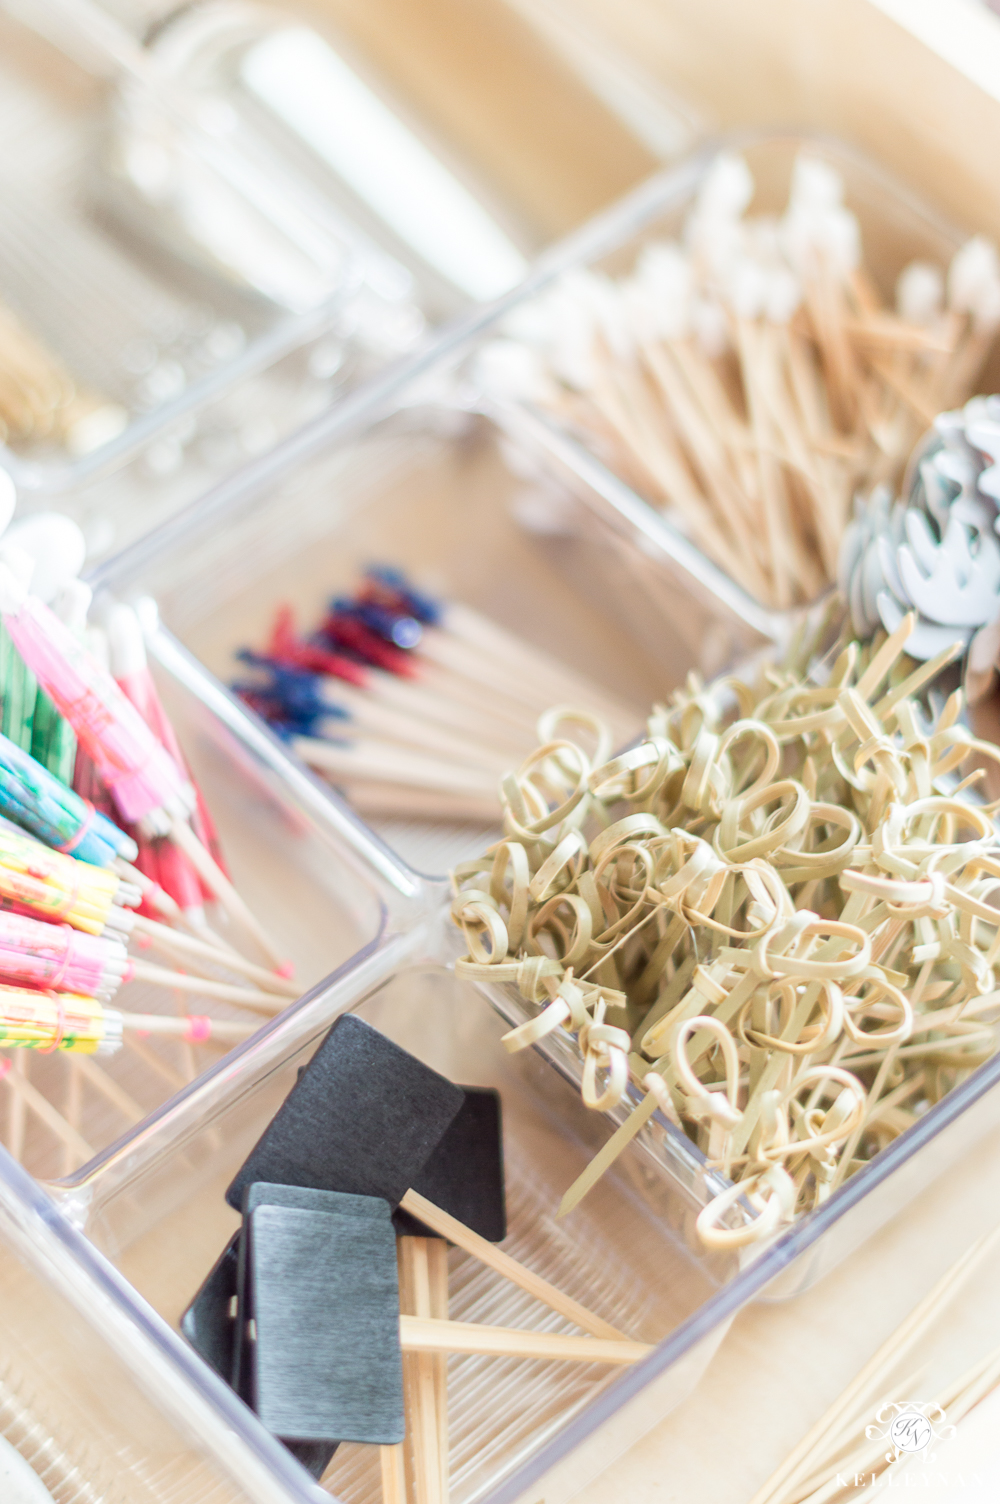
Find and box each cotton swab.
[479,151,1000,612]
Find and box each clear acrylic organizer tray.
[47,323,1000,1500]
[87,390,684,878]
[26,827,1000,1504]
[460,132,989,675]
[0,607,408,1184]
[0,0,433,535]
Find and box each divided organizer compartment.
[0,611,394,1184]
[0,1,425,517]
[36,876,1000,1504]
[88,393,689,877]
[467,133,986,670]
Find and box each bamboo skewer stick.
[381,1445,408,1504]
[127,958,285,1014]
[124,1032,188,1091]
[421,611,634,732]
[73,1054,144,1125]
[399,1238,448,1504]
[167,816,286,971]
[114,859,185,924]
[292,739,501,798]
[130,914,299,997]
[7,1053,25,1163]
[641,338,766,579]
[786,1342,1000,1504]
[118,1012,257,1045]
[398,1316,651,1366]
[63,1056,83,1180]
[0,1058,94,1165]
[748,1225,1000,1504]
[363,671,532,755]
[398,1190,625,1342]
[342,783,502,825]
[322,688,511,774]
[483,158,1000,615]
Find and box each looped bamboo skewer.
[452,613,1000,1246]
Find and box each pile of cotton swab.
[476,152,1000,612]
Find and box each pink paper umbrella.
[109,607,229,869]
[1,583,284,969]
[107,604,229,922]
[3,591,190,825]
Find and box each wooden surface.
[297,0,658,244]
[287,0,1000,253]
[569,1118,1000,1503]
[528,0,1000,242]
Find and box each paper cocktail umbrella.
[0,985,110,1054]
[0,985,254,1056]
[0,577,190,825]
[0,729,137,867]
[0,565,283,967]
[0,820,138,936]
[107,603,227,913]
[0,911,125,998]
[0,909,285,1011]
[3,517,89,779]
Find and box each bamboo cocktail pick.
[237,566,636,824]
[452,611,1000,1247]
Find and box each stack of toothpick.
[751,1225,1000,1504]
[236,565,638,824]
[478,152,1000,610]
[0,295,125,455]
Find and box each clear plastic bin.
[0,609,404,1184]
[34,134,1000,1502]
[35,856,1000,1504]
[0,1142,369,1503]
[87,392,684,876]
[0,1,431,532]
[464,133,991,670]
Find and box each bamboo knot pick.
[452,613,1000,1246]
